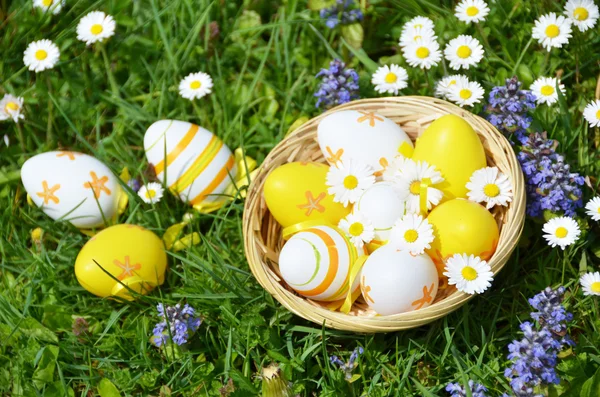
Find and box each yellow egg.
[264,162,350,228]
[412,114,486,200]
[426,199,499,275]
[75,224,168,300]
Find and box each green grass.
[1,0,600,396]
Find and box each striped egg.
[354,182,405,243]
[279,225,364,302]
[144,120,237,206]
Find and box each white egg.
[144,120,237,206]
[354,182,405,242]
[21,151,121,228]
[317,110,413,172]
[279,225,363,302]
[360,245,438,315]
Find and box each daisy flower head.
[23,39,59,72]
[466,167,513,209]
[381,155,410,183]
[395,159,444,214]
[542,216,581,250]
[389,214,434,255]
[532,13,572,51]
[138,182,164,204]
[447,78,485,107]
[402,37,442,70]
[580,272,600,296]
[0,94,24,123]
[326,159,376,207]
[583,99,600,127]
[399,25,436,48]
[338,213,375,250]
[77,11,116,45]
[455,0,490,24]
[371,64,408,95]
[530,77,565,105]
[179,72,213,100]
[403,16,435,32]
[585,196,600,221]
[444,254,494,294]
[443,35,484,70]
[434,74,469,99]
[33,0,65,14]
[564,0,599,32]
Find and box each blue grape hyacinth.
[152,303,202,347]
[446,380,489,397]
[314,59,359,109]
[320,0,363,29]
[330,347,363,380]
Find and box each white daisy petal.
[381,155,410,184]
[466,167,513,209]
[447,78,485,107]
[138,182,164,204]
[76,11,116,45]
[33,0,65,14]
[565,0,599,32]
[338,213,375,250]
[23,39,60,72]
[530,77,566,105]
[585,196,600,221]
[403,16,435,32]
[389,214,435,255]
[395,159,444,214]
[371,64,408,95]
[443,35,484,70]
[443,254,494,294]
[402,37,442,70]
[583,100,600,128]
[532,12,572,51]
[580,271,600,296]
[179,72,214,100]
[326,159,376,207]
[455,0,490,24]
[542,216,581,250]
[0,94,25,123]
[435,75,469,99]
[399,25,437,48]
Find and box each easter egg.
[354,182,405,243]
[144,120,237,207]
[75,224,167,300]
[360,245,438,315]
[21,151,121,229]
[317,110,413,172]
[426,199,499,275]
[412,114,486,200]
[279,225,364,301]
[264,162,350,228]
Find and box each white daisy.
[0,94,24,123]
[395,159,444,214]
[564,0,599,32]
[338,213,375,250]
[585,196,600,221]
[76,11,116,45]
[530,77,566,105]
[580,272,600,296]
[583,99,600,127]
[33,0,65,14]
[179,72,214,100]
[444,254,494,295]
[532,13,572,51]
[447,78,485,107]
[434,75,469,99]
[443,35,484,70]
[381,155,410,183]
[23,39,60,72]
[371,64,408,95]
[326,159,376,207]
[399,25,436,48]
[542,216,581,250]
[138,182,164,204]
[466,167,513,209]
[389,214,434,255]
[455,0,490,24]
[403,37,442,70]
[403,16,435,32]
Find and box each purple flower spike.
[314,59,359,110]
[152,303,202,347]
[320,0,363,29]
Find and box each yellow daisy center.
[5,102,19,112]
[595,109,600,119]
[573,7,589,21]
[456,45,472,59]
[145,189,157,199]
[35,49,48,61]
[416,47,430,59]
[349,222,364,237]
[404,229,419,243]
[384,72,398,83]
[545,24,560,38]
[414,24,423,29]
[413,35,422,41]
[597,206,600,214]
[449,79,457,86]
[42,0,53,6]
[461,266,478,281]
[555,226,568,238]
[540,85,554,96]
[409,180,422,195]
[591,281,600,293]
[459,89,472,99]
[343,175,358,189]
[466,6,479,17]
[190,80,201,89]
[483,183,500,197]
[91,24,104,35]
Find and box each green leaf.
[19,318,58,343]
[342,39,379,72]
[580,367,600,397]
[32,345,59,389]
[348,374,361,383]
[307,0,335,10]
[341,23,364,50]
[98,378,122,397]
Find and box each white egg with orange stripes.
[360,245,438,315]
[144,120,237,207]
[20,151,121,228]
[278,225,365,302]
[353,182,405,243]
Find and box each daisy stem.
[541,51,551,75]
[46,74,54,146]
[423,68,433,93]
[16,122,26,152]
[476,23,491,51]
[100,45,120,98]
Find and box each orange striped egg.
[279,225,365,302]
[144,120,237,206]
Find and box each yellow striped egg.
[144,120,237,206]
[279,225,364,302]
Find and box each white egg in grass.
[353,182,405,243]
[360,245,439,315]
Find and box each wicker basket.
[243,96,526,333]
